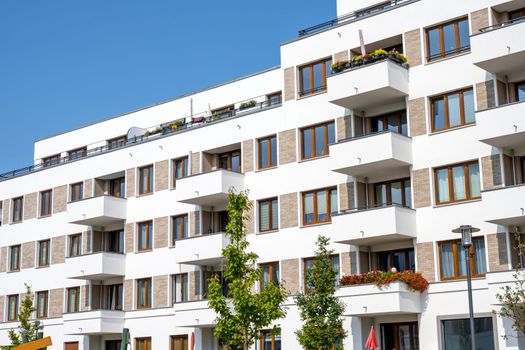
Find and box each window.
[219,150,241,173]
[36,291,48,318]
[12,197,23,223]
[438,237,487,280]
[170,335,188,350]
[258,136,277,169]
[104,284,123,310]
[138,221,153,251]
[172,274,189,304]
[70,182,83,202]
[259,198,278,232]
[136,278,152,309]
[374,178,412,208]
[7,295,18,321]
[38,239,50,267]
[107,135,126,149]
[106,230,124,254]
[426,17,470,61]
[431,88,475,132]
[370,110,408,136]
[69,234,81,257]
[299,58,332,96]
[266,92,282,106]
[434,161,480,205]
[302,188,338,225]
[40,190,52,217]
[212,105,234,118]
[67,147,86,161]
[442,317,495,350]
[9,245,21,272]
[260,262,280,289]
[136,338,151,350]
[67,287,80,313]
[304,255,340,291]
[173,157,189,187]
[378,249,415,272]
[516,81,525,102]
[381,322,419,350]
[172,215,188,242]
[260,330,281,350]
[42,154,60,168]
[521,157,525,184]
[509,8,525,21]
[139,165,154,194]
[110,177,125,198]
[300,122,335,160]
[105,340,122,350]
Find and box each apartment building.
[1,0,524,349]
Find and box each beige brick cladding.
[203,152,218,173]
[481,155,503,190]
[80,285,90,312]
[336,115,352,141]
[333,50,349,63]
[2,199,9,225]
[497,80,508,106]
[503,155,514,186]
[125,223,134,253]
[190,211,200,236]
[155,160,169,192]
[82,231,90,254]
[189,271,200,301]
[278,129,297,165]
[22,241,35,269]
[339,182,354,211]
[242,139,254,173]
[487,233,509,272]
[51,236,65,264]
[0,296,4,323]
[408,97,426,137]
[53,185,67,214]
[341,251,352,276]
[416,242,435,282]
[404,29,422,67]
[0,246,7,272]
[84,178,94,198]
[94,179,107,197]
[124,279,133,311]
[349,251,358,274]
[281,258,300,294]
[23,192,37,220]
[279,192,298,229]
[153,275,169,307]
[126,168,135,197]
[476,80,496,110]
[470,8,489,34]
[283,67,295,101]
[49,288,63,317]
[412,168,431,208]
[154,216,169,249]
[191,152,201,175]
[245,200,255,234]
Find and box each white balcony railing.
[65,252,126,280]
[176,170,245,206]
[481,184,525,226]
[476,101,525,150]
[174,232,229,265]
[67,196,127,226]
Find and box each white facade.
[1,0,525,349]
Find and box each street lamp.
[452,224,480,350]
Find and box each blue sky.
[0,0,336,174]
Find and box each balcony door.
[381,322,419,350]
[106,340,122,350]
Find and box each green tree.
[207,190,288,350]
[295,236,347,350]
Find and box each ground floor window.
[381,322,419,350]
[260,329,281,350]
[170,335,188,350]
[442,317,495,350]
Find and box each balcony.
[476,101,525,151]
[65,252,126,280]
[63,310,124,335]
[327,58,409,110]
[332,205,417,246]
[329,131,412,178]
[337,282,422,316]
[174,232,229,265]
[471,19,525,75]
[176,170,245,206]
[173,300,217,327]
[67,196,127,226]
[481,184,525,226]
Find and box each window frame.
[438,237,486,281]
[266,91,282,106]
[515,80,525,102]
[7,294,19,321]
[369,109,408,135]
[300,121,335,160]
[135,337,152,350]
[258,197,278,232]
[69,234,82,257]
[136,278,152,309]
[39,189,52,217]
[258,135,277,170]
[137,221,153,252]
[170,335,189,350]
[171,214,188,243]
[36,291,48,319]
[303,254,340,292]
[373,178,412,208]
[425,17,470,62]
[434,161,480,205]
[377,248,415,272]
[67,147,87,161]
[260,329,281,350]
[260,261,280,290]
[109,177,125,198]
[38,239,50,267]
[298,57,332,97]
[70,182,83,202]
[509,8,525,20]
[42,154,60,168]
[171,273,189,304]
[218,150,242,173]
[302,187,338,226]
[430,88,475,132]
[172,157,189,188]
[107,135,127,150]
[138,165,154,195]
[11,196,23,223]
[66,287,80,313]
[9,245,21,272]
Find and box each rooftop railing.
[478,15,525,34]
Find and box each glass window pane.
[443,23,457,55]
[404,180,412,208]
[433,98,446,131]
[316,190,328,222]
[457,242,467,276]
[447,93,461,127]
[330,189,338,216]
[303,193,314,224]
[313,62,323,90]
[428,28,441,59]
[440,242,454,278]
[314,125,326,156]
[270,136,277,166]
[301,67,311,93]
[442,318,495,350]
[436,169,450,203]
[469,163,481,198]
[271,199,278,229]
[388,114,400,133]
[259,139,268,168]
[260,201,270,231]
[231,153,240,173]
[517,83,525,102]
[327,123,335,145]
[325,59,332,78]
[458,19,470,51]
[463,90,475,123]
[391,181,403,205]
[302,129,312,159]
[375,184,387,206]
[474,239,487,275]
[452,166,466,200]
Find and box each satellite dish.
[126,127,146,141]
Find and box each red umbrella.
[365,326,379,349]
[190,332,195,350]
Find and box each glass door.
[381,322,419,350]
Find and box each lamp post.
[452,224,480,350]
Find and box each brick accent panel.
[155,160,169,192]
[0,296,4,323]
[412,168,431,208]
[497,80,508,105]
[404,29,422,67]
[503,155,514,186]
[154,216,168,249]
[125,223,134,253]
[189,271,200,301]
[333,50,349,63]
[124,279,133,311]
[51,236,65,264]
[278,129,297,165]
[408,97,426,137]
[53,185,67,214]
[0,246,7,273]
[481,155,502,190]
[153,275,169,307]
[245,200,255,234]
[242,139,254,173]
[284,67,296,101]
[2,199,9,225]
[336,115,352,141]
[279,192,298,229]
[80,285,90,312]
[339,182,354,211]
[126,168,135,197]
[84,179,94,198]
[341,251,352,276]
[49,288,63,317]
[23,192,37,220]
[281,258,300,294]
[476,80,496,110]
[82,231,90,254]
[191,152,201,175]
[190,211,200,236]
[470,8,489,34]
[94,179,106,197]
[22,241,35,269]
[416,242,435,282]
[202,152,217,172]
[487,233,509,272]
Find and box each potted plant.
[331,60,347,74]
[388,49,409,65]
[239,100,257,110]
[362,53,373,64]
[192,116,204,123]
[372,49,388,60]
[145,126,162,137]
[351,55,363,67]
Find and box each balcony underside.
[482,185,525,226]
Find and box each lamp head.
[452,225,480,248]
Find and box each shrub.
[339,270,429,292]
[372,49,388,57]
